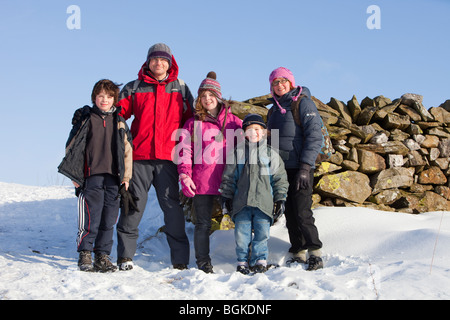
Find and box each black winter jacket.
[58,105,133,188]
[267,87,323,169]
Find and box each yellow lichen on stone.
[318,171,350,192]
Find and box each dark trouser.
[116,160,189,265]
[77,174,120,255]
[285,168,322,254]
[192,195,215,268]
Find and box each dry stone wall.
[230,94,450,214]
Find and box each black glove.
[295,163,311,191]
[72,105,90,125]
[221,196,233,215]
[75,186,82,197]
[273,200,285,222]
[118,184,139,216]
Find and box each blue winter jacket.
[267,86,323,169]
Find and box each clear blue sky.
[1,0,449,186]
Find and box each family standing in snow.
[58,42,324,274]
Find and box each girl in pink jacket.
[175,72,242,273]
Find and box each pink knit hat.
[198,71,222,100]
[269,67,302,114]
[269,67,296,88]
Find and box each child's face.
[200,90,219,111]
[95,90,114,112]
[245,124,266,143]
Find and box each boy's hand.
[72,181,82,197]
[221,196,233,215]
[273,200,285,222]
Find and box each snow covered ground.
[0,182,449,301]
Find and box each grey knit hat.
[146,43,172,67]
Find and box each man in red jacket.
[116,43,194,271]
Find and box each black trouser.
[116,160,189,265]
[285,168,322,253]
[77,174,120,255]
[192,194,215,268]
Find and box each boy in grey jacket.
[219,114,288,274]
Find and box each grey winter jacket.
[267,86,323,168]
[219,138,288,220]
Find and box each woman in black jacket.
[266,67,323,271]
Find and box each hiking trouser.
[77,174,120,255]
[285,168,322,254]
[116,160,189,265]
[192,194,215,268]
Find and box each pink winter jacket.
[175,104,243,195]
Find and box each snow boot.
[286,257,307,267]
[78,250,94,272]
[306,255,323,271]
[236,264,251,275]
[198,262,214,274]
[286,250,307,267]
[94,253,117,273]
[251,260,268,273]
[252,264,268,273]
[117,257,134,271]
[173,264,188,270]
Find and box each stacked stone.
[231,93,450,214]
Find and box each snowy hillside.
[0,182,449,301]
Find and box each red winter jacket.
[118,55,194,161]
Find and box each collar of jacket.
[244,136,269,148]
[235,137,271,165]
[199,103,229,122]
[268,86,302,107]
[92,104,116,116]
[194,103,230,142]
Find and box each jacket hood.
[299,86,311,98]
[138,54,179,84]
[195,101,233,130]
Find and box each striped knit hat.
[198,71,222,100]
